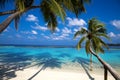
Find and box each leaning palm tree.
[74,18,110,71]
[0,0,90,33]
[74,18,120,80]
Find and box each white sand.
[9,63,115,80]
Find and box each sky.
[0,0,120,46]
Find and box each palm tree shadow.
[28,52,63,80]
[0,52,32,80]
[73,57,94,80]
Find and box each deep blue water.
[0,46,120,69]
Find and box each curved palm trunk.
[0,11,22,33]
[89,47,120,80]
[0,10,16,16]
[0,6,41,33]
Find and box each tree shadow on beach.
[28,52,64,80]
[73,57,95,80]
[0,52,33,80]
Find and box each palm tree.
[0,0,90,33]
[74,18,110,71]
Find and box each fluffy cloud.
[32,23,48,31]
[32,30,38,35]
[108,32,120,38]
[62,27,72,34]
[56,28,60,32]
[108,32,116,37]
[26,14,38,22]
[42,32,70,41]
[111,20,120,29]
[44,36,50,39]
[21,30,38,35]
[66,17,87,27]
[107,32,120,43]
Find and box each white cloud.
[32,30,38,35]
[108,32,116,37]
[66,17,87,27]
[26,14,38,22]
[32,23,48,31]
[107,32,120,43]
[21,30,38,35]
[21,31,31,34]
[42,32,70,40]
[62,27,72,34]
[56,28,60,32]
[111,20,120,29]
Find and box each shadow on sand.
[0,52,32,80]
[73,57,95,80]
[28,52,64,80]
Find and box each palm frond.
[76,36,86,50]
[71,0,86,17]
[88,18,96,31]
[98,38,109,49]
[97,27,107,34]
[16,0,25,11]
[14,15,20,30]
[40,0,58,32]
[88,18,105,33]
[96,33,110,40]
[74,28,88,38]
[74,31,81,39]
[46,0,66,21]
[47,13,57,32]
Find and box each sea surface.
[0,46,120,71]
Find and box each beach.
[8,62,116,80]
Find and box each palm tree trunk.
[89,47,120,80]
[0,11,22,33]
[0,10,16,16]
[0,6,40,16]
[0,6,41,33]
[89,54,92,71]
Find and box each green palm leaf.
[46,0,66,21]
[74,28,88,38]
[14,16,20,30]
[96,33,110,40]
[76,36,86,50]
[16,0,25,11]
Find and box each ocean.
[0,45,120,72]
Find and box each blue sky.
[0,0,120,45]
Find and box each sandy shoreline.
[8,62,116,80]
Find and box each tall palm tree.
[74,19,120,80]
[0,0,90,33]
[74,18,110,71]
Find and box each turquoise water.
[0,46,120,69]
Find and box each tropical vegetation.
[0,0,90,33]
[74,18,110,71]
